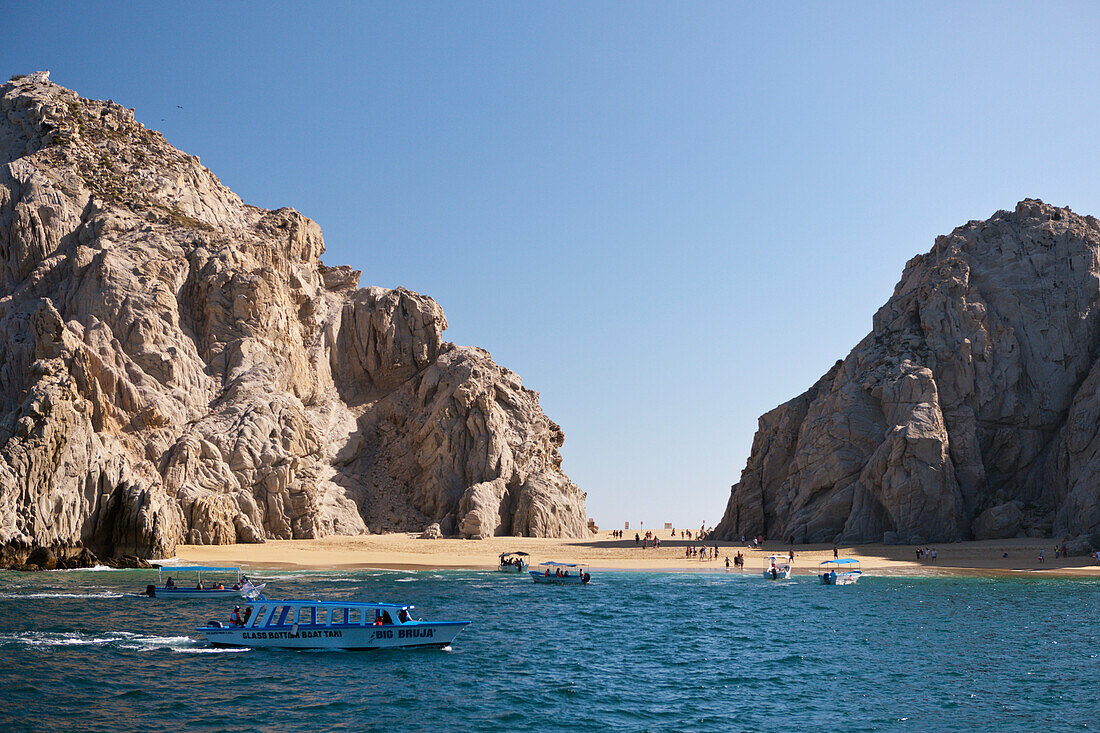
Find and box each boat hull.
[821,572,861,585]
[198,621,470,650]
[762,569,792,580]
[147,584,265,599]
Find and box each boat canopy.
[160,566,240,573]
[538,561,584,567]
[820,559,860,566]
[241,599,412,610]
[500,552,529,558]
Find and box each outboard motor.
[145,585,156,598]
[582,572,591,584]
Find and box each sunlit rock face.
[0,72,586,565]
[716,199,1100,549]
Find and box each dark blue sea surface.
[0,568,1095,732]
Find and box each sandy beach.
[172,532,1100,577]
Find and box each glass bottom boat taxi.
[144,566,266,599]
[530,561,591,584]
[819,559,862,585]
[197,600,470,650]
[762,555,793,580]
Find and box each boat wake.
[0,630,207,652]
[0,591,127,599]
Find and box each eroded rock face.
[0,72,586,564]
[716,199,1100,548]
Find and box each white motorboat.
[498,551,529,572]
[762,555,792,580]
[144,566,266,599]
[530,561,590,584]
[197,599,470,650]
[819,559,862,585]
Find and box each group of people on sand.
[915,547,938,562]
[725,552,746,569]
[684,544,720,560]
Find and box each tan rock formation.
[717,199,1100,549]
[0,72,586,565]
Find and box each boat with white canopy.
[144,566,266,599]
[819,559,862,585]
[498,552,529,572]
[762,555,792,580]
[197,599,470,650]
[530,561,590,584]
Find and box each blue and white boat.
[530,561,590,584]
[197,600,470,650]
[819,559,862,585]
[762,555,792,580]
[498,551,529,572]
[144,566,266,599]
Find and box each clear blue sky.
[5,2,1100,529]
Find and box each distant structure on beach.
[717,199,1100,553]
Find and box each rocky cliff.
[0,72,586,567]
[716,199,1100,549]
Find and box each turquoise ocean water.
[0,568,1096,732]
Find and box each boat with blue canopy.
[498,552,529,572]
[819,558,862,585]
[144,566,266,599]
[197,599,470,650]
[530,561,590,584]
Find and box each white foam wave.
[0,630,199,650]
[56,564,116,572]
[172,646,249,654]
[394,578,417,583]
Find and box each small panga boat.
[762,555,792,580]
[197,599,470,650]
[498,551,530,572]
[144,566,266,599]
[530,561,590,584]
[819,559,862,585]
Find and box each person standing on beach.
[833,546,839,559]
[1039,549,1045,563]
